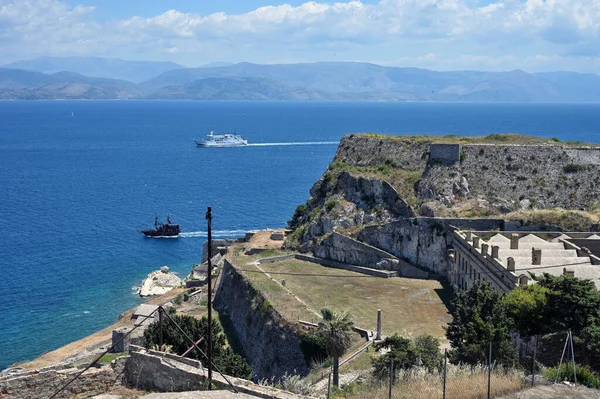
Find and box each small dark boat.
[140,216,180,238]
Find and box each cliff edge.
[286,134,600,252]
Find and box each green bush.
[287,204,307,229]
[563,164,588,173]
[299,332,329,365]
[485,134,510,142]
[372,334,442,380]
[174,294,183,306]
[544,363,600,388]
[384,159,398,168]
[144,314,252,379]
[326,199,340,213]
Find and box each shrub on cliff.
[287,204,307,230]
[144,314,252,379]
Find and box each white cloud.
[1,0,599,73]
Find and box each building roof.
[459,231,600,289]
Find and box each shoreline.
[9,287,186,372]
[7,229,284,373]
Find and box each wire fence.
[333,330,582,399]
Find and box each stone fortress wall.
[333,135,600,213]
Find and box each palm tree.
[319,308,354,387]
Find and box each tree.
[144,314,252,379]
[445,282,516,366]
[534,273,600,335]
[287,204,307,230]
[372,334,442,380]
[319,308,354,387]
[502,283,549,336]
[413,334,444,372]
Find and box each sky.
[0,0,599,73]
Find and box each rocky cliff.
[286,133,600,267]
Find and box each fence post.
[327,364,332,399]
[443,348,447,399]
[159,307,163,350]
[389,358,394,399]
[569,330,577,385]
[487,341,492,399]
[555,332,570,384]
[531,335,537,387]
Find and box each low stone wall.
[202,239,238,263]
[0,358,126,399]
[258,254,297,264]
[295,254,397,278]
[125,347,312,399]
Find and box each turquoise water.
[1,101,600,370]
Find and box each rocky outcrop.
[419,144,600,213]
[214,260,309,380]
[291,171,416,252]
[334,172,414,217]
[139,266,181,297]
[287,134,600,274]
[314,232,399,269]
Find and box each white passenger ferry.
[194,131,248,147]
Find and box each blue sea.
[1,101,600,370]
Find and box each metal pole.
[487,341,492,399]
[569,330,577,385]
[206,206,213,388]
[389,358,394,399]
[443,348,447,399]
[531,335,537,387]
[555,332,570,384]
[327,364,332,399]
[159,307,163,351]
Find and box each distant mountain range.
[1,57,600,102]
[2,56,183,83]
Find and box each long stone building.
[450,230,600,292]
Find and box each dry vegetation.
[504,209,600,231]
[342,365,525,399]
[357,133,598,147]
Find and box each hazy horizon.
[1,0,599,74]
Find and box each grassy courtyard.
[232,252,452,339]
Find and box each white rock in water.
[139,268,181,297]
[160,266,169,273]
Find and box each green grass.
[98,352,126,364]
[239,258,452,339]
